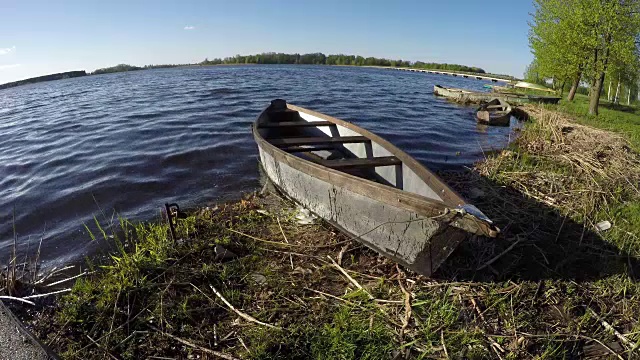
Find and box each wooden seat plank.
[260,121,335,128]
[281,144,341,153]
[269,136,370,147]
[318,156,401,169]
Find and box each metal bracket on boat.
[165,203,187,241]
[456,204,493,224]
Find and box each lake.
[0,65,519,267]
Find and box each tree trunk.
[560,79,566,97]
[588,38,611,116]
[567,72,582,101]
[614,76,621,104]
[608,81,612,101]
[589,72,606,115]
[628,88,631,106]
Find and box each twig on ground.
[471,297,505,357]
[328,255,374,300]
[34,265,76,285]
[227,228,350,249]
[238,337,250,354]
[578,335,625,360]
[441,330,449,359]
[477,237,525,270]
[396,264,413,358]
[23,288,71,299]
[276,217,288,243]
[304,287,356,306]
[337,244,350,266]
[587,307,638,350]
[86,334,121,360]
[276,217,294,269]
[45,271,94,287]
[205,284,279,329]
[149,324,239,360]
[0,296,35,306]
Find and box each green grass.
[557,94,640,151]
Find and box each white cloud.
[0,46,16,55]
[0,64,21,70]
[184,26,195,30]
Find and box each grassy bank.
[557,95,640,151]
[11,104,640,359]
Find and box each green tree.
[529,0,640,113]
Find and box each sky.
[0,0,535,84]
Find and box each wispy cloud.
[184,25,195,30]
[0,46,16,55]
[0,64,21,70]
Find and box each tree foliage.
[199,52,487,73]
[529,0,640,113]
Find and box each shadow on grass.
[438,169,639,283]
[600,102,639,114]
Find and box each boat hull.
[434,85,560,105]
[257,144,467,276]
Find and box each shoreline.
[4,102,639,358]
[1,63,511,92]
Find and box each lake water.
[0,65,519,267]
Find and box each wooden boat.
[514,81,557,93]
[491,85,515,93]
[476,99,512,126]
[434,85,561,105]
[253,99,499,276]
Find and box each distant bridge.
[390,67,512,83]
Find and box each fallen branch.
[587,307,638,350]
[328,255,374,300]
[149,324,239,360]
[205,284,279,329]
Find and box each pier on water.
[390,67,511,83]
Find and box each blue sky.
[0,0,535,84]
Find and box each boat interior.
[482,99,510,113]
[256,101,446,203]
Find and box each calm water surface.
[0,65,519,266]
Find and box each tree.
[585,0,640,114]
[529,0,592,101]
[529,0,640,113]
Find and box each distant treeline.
[200,52,487,73]
[0,71,87,90]
[91,63,188,75]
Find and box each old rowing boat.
[476,98,512,126]
[434,85,561,105]
[253,99,499,276]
